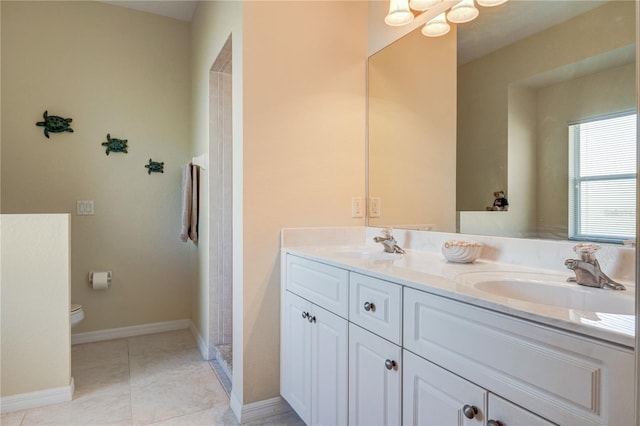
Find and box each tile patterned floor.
[1,330,304,426]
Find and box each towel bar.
[191,154,208,170]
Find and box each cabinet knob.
[301,312,309,319]
[384,359,397,370]
[364,301,376,312]
[462,404,478,419]
[487,421,503,426]
[307,315,316,323]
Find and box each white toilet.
[71,304,85,328]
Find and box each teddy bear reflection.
[486,191,509,211]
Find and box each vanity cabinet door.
[403,349,486,426]
[281,291,313,424]
[487,394,556,426]
[282,291,348,426]
[311,303,348,426]
[349,323,402,426]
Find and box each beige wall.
[506,85,537,236]
[1,214,71,397]
[368,28,457,232]
[460,83,538,238]
[1,1,192,332]
[191,0,367,409]
[457,1,635,213]
[242,0,366,404]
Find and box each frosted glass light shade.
[422,12,450,37]
[409,0,440,11]
[477,0,508,6]
[447,0,479,23]
[385,0,414,26]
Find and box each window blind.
[569,112,637,242]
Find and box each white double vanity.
[280,227,635,425]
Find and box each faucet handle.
[381,227,393,238]
[573,243,600,262]
[573,243,600,253]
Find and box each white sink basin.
[457,271,634,315]
[337,249,402,261]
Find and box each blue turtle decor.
[145,159,164,174]
[102,133,128,155]
[36,110,74,138]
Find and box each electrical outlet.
[351,197,364,218]
[76,200,94,216]
[369,197,381,218]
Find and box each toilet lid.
[71,304,82,313]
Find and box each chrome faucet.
[564,243,625,291]
[373,228,406,254]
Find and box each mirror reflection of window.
[568,112,637,243]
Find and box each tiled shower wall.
[209,36,233,351]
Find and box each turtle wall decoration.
[36,110,74,138]
[101,133,128,155]
[145,159,164,174]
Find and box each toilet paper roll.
[91,271,111,290]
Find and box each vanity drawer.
[488,394,555,426]
[403,288,634,426]
[349,273,402,344]
[286,255,349,318]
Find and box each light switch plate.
[351,197,364,218]
[77,200,94,216]
[369,197,381,218]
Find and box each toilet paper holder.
[89,271,112,286]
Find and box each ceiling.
[103,0,610,63]
[101,0,198,22]
[458,0,607,64]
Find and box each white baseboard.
[189,320,211,360]
[230,394,292,424]
[1,378,74,414]
[71,319,190,345]
[230,391,242,421]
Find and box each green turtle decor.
[36,110,74,138]
[101,133,128,155]
[145,159,164,174]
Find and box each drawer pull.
[462,404,478,419]
[384,359,397,370]
[307,315,316,323]
[487,421,503,426]
[364,301,376,312]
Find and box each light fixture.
[409,0,440,11]
[477,0,508,6]
[384,0,507,37]
[422,12,450,37]
[384,0,414,26]
[447,0,479,24]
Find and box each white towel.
[179,164,192,242]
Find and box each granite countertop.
[282,245,636,349]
